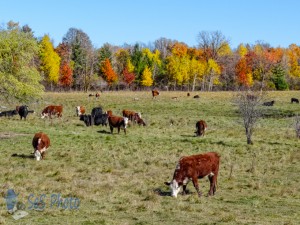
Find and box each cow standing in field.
[152,90,160,99]
[165,152,220,198]
[16,105,35,120]
[195,120,207,137]
[263,100,275,106]
[108,115,129,134]
[122,109,142,122]
[75,106,86,116]
[41,105,63,119]
[32,132,50,161]
[291,98,299,104]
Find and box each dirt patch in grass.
[0,132,29,139]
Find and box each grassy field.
[0,91,299,225]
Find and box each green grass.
[0,91,300,224]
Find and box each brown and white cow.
[41,105,63,119]
[165,152,220,198]
[152,90,160,99]
[122,109,142,122]
[32,132,50,161]
[75,106,86,116]
[195,120,207,137]
[108,116,129,134]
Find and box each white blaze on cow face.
[41,113,48,119]
[169,179,181,198]
[123,117,129,128]
[34,150,42,161]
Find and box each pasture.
[0,91,299,225]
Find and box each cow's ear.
[164,182,171,186]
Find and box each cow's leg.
[182,185,187,195]
[117,127,120,134]
[110,126,113,134]
[124,128,126,135]
[208,174,217,196]
[192,177,201,197]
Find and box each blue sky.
[1,0,299,49]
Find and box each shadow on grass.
[153,188,194,197]
[97,130,111,134]
[11,153,35,159]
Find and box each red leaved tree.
[59,61,73,88]
[123,66,135,88]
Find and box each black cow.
[80,114,92,126]
[80,107,108,126]
[17,105,35,120]
[291,98,299,104]
[263,100,275,106]
[0,110,18,117]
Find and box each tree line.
[1,20,300,102]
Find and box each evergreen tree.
[271,65,289,90]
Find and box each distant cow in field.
[92,107,108,126]
[95,92,100,98]
[79,114,93,126]
[108,116,129,134]
[187,93,190,97]
[165,152,220,198]
[41,105,63,119]
[195,120,207,137]
[193,95,200,99]
[122,109,142,122]
[263,100,275,106]
[76,106,86,116]
[16,105,35,120]
[291,98,299,104]
[0,110,18,117]
[32,132,50,161]
[152,90,160,99]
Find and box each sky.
[1,0,299,49]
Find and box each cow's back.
[32,132,50,150]
[179,152,220,177]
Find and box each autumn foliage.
[59,61,73,87]
[123,67,135,86]
[101,58,118,86]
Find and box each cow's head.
[123,117,129,128]
[34,150,42,161]
[40,113,48,119]
[165,180,181,198]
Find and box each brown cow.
[41,105,63,119]
[165,152,220,198]
[152,90,160,99]
[122,110,141,122]
[32,132,50,161]
[75,106,86,116]
[135,117,146,126]
[195,120,207,137]
[108,116,129,134]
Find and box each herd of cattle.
[1,91,299,198]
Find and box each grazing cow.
[263,100,275,106]
[95,92,100,98]
[0,110,18,117]
[41,105,63,119]
[91,107,108,126]
[187,93,190,97]
[75,106,86,116]
[108,116,129,134]
[16,105,35,120]
[122,110,142,122]
[291,98,299,104]
[165,152,220,198]
[79,114,92,126]
[32,132,50,161]
[106,110,113,117]
[152,90,160,99]
[88,94,94,97]
[194,95,200,99]
[195,120,207,137]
